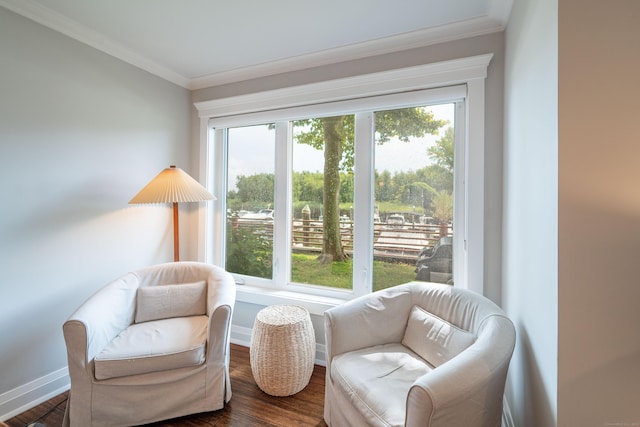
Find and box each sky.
[226,103,454,191]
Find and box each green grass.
[291,253,416,291]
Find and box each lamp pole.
[173,202,179,262]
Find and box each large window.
[196,55,490,305]
[211,100,459,298]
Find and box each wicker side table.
[250,305,315,396]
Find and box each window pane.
[373,104,455,290]
[225,124,275,279]
[290,115,354,291]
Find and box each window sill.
[235,284,348,316]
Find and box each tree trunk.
[319,116,348,263]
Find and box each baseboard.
[230,324,253,348]
[230,325,327,366]
[0,367,70,422]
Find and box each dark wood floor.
[5,344,328,427]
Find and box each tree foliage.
[427,126,454,173]
[432,190,453,223]
[235,173,274,203]
[225,226,272,279]
[427,126,454,222]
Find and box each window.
[225,124,275,279]
[290,115,355,291]
[196,55,491,309]
[372,104,456,290]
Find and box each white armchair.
[324,281,515,427]
[62,262,235,427]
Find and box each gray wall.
[0,7,191,413]
[503,0,558,425]
[558,0,640,424]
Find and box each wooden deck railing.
[229,217,452,264]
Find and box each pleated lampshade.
[129,165,214,262]
[129,165,215,204]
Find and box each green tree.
[428,126,454,172]
[432,190,453,223]
[294,109,445,263]
[236,173,274,204]
[294,171,324,204]
[226,226,272,279]
[410,181,437,211]
[374,170,394,202]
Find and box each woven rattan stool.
[250,304,315,396]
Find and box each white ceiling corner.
[1,0,512,90]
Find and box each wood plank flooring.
[4,344,328,427]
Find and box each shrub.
[226,226,273,279]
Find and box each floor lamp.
[129,165,215,262]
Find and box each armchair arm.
[325,285,412,365]
[204,268,236,401]
[205,270,236,362]
[63,274,138,378]
[405,315,515,427]
[206,267,237,317]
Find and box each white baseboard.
[0,367,70,422]
[230,324,253,348]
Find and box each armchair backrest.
[406,281,509,336]
[133,262,235,320]
[325,282,511,362]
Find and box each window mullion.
[272,121,292,287]
[464,79,485,294]
[453,101,467,288]
[352,112,375,297]
[211,127,227,268]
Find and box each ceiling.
[1,0,512,90]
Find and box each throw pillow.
[135,281,207,323]
[402,305,475,367]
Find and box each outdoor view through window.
[224,103,455,292]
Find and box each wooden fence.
[230,217,452,264]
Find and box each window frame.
[195,54,491,313]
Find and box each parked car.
[386,214,405,226]
[415,236,453,283]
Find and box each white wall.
[503,0,558,425]
[558,0,640,424]
[0,8,191,418]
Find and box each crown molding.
[1,0,511,91]
[188,13,507,90]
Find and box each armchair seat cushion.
[94,315,208,380]
[332,343,433,427]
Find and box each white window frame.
[195,54,491,314]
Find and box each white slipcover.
[62,262,236,427]
[324,281,515,427]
